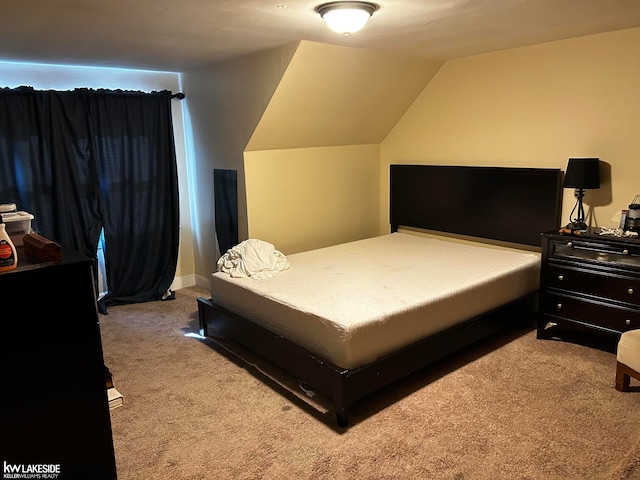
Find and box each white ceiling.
[3,0,640,72]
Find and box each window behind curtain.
[0,87,179,313]
[0,88,99,257]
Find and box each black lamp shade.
[563,158,600,189]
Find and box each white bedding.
[217,238,289,279]
[209,232,540,370]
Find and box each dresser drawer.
[543,292,640,333]
[549,238,640,268]
[545,265,640,306]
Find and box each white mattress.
[209,232,540,370]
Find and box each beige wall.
[183,41,439,281]
[381,27,640,234]
[245,144,380,254]
[247,41,441,150]
[181,43,298,284]
[243,41,440,256]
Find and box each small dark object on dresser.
[23,232,63,262]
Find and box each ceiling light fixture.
[315,1,379,36]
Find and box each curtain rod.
[6,86,186,100]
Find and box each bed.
[197,164,563,426]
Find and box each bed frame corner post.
[336,408,350,428]
[333,374,351,427]
[197,297,209,337]
[334,395,350,427]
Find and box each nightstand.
[538,228,640,345]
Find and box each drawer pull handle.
[557,275,564,281]
[567,242,573,248]
[556,303,563,309]
[623,249,630,255]
[629,288,634,295]
[626,319,631,325]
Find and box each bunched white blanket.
[217,238,289,279]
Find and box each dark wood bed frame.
[197,164,563,427]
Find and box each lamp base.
[565,221,588,231]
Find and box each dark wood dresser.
[0,247,117,479]
[538,228,640,346]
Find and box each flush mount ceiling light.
[315,1,379,36]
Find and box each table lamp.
[563,157,600,231]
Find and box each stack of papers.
[107,387,124,410]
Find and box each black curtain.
[0,87,179,312]
[0,88,100,257]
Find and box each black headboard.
[390,164,563,247]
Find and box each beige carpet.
[99,286,640,480]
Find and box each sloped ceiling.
[246,41,442,150]
[2,1,640,72]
